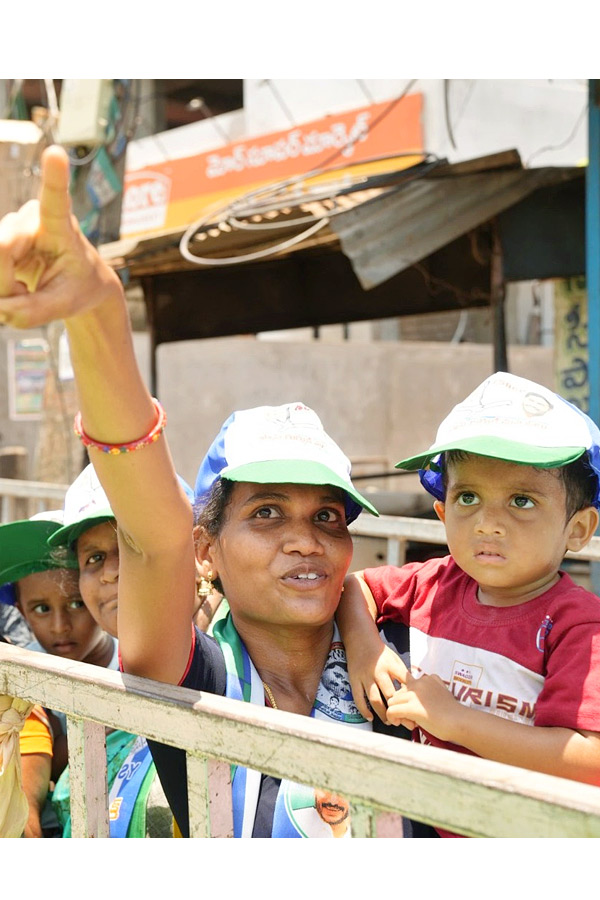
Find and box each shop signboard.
[120,94,423,239]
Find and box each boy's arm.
[338,572,408,723]
[387,672,600,785]
[21,752,51,837]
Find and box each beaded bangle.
[73,398,167,455]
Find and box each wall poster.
[8,337,50,420]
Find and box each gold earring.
[197,571,213,600]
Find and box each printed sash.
[108,734,155,838]
[212,613,371,838]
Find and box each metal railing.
[3,480,600,837]
[3,642,600,838]
[350,513,600,566]
[0,477,69,523]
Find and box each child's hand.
[386,671,463,740]
[347,643,408,725]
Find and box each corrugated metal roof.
[99,157,440,277]
[101,151,581,293]
[330,164,581,289]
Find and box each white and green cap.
[48,463,196,548]
[194,402,379,524]
[48,464,114,548]
[396,372,600,506]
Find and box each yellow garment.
[19,706,53,757]
[0,695,34,838]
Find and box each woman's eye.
[32,604,50,615]
[68,599,85,610]
[254,506,279,519]
[511,495,534,509]
[315,508,341,523]
[457,492,479,506]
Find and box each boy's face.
[16,568,104,661]
[76,520,119,638]
[433,454,598,606]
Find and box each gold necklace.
[262,681,278,709]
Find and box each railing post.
[386,537,407,567]
[350,802,375,837]
[0,447,29,520]
[187,755,233,838]
[67,718,110,838]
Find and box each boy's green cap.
[0,515,77,587]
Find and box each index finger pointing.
[39,145,73,238]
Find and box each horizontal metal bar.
[3,644,600,838]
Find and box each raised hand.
[0,145,122,328]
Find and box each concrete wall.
[0,328,553,503]
[154,336,553,501]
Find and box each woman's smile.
[202,482,353,629]
[281,563,328,588]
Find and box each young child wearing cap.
[0,512,115,836]
[45,463,222,837]
[338,372,600,832]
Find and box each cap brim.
[396,437,587,471]
[0,519,77,586]
[47,511,115,548]
[222,459,379,518]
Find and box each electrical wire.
[3,79,23,118]
[43,79,59,120]
[526,100,588,167]
[356,80,376,105]
[179,81,422,267]
[67,144,103,167]
[262,80,297,127]
[179,154,434,265]
[181,216,329,266]
[195,98,231,144]
[413,261,491,306]
[444,79,457,150]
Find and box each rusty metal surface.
[330,166,580,289]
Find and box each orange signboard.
[121,93,423,238]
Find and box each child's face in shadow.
[433,453,597,607]
[76,520,119,638]
[17,568,104,662]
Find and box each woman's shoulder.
[180,626,227,694]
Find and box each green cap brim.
[47,511,115,548]
[223,459,379,518]
[396,436,587,471]
[0,520,77,586]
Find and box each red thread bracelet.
[73,398,167,454]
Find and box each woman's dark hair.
[442,449,597,522]
[194,478,235,536]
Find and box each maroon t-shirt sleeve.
[534,596,600,731]
[363,561,424,626]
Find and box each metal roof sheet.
[100,151,581,293]
[330,165,581,289]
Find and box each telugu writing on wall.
[554,277,588,413]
